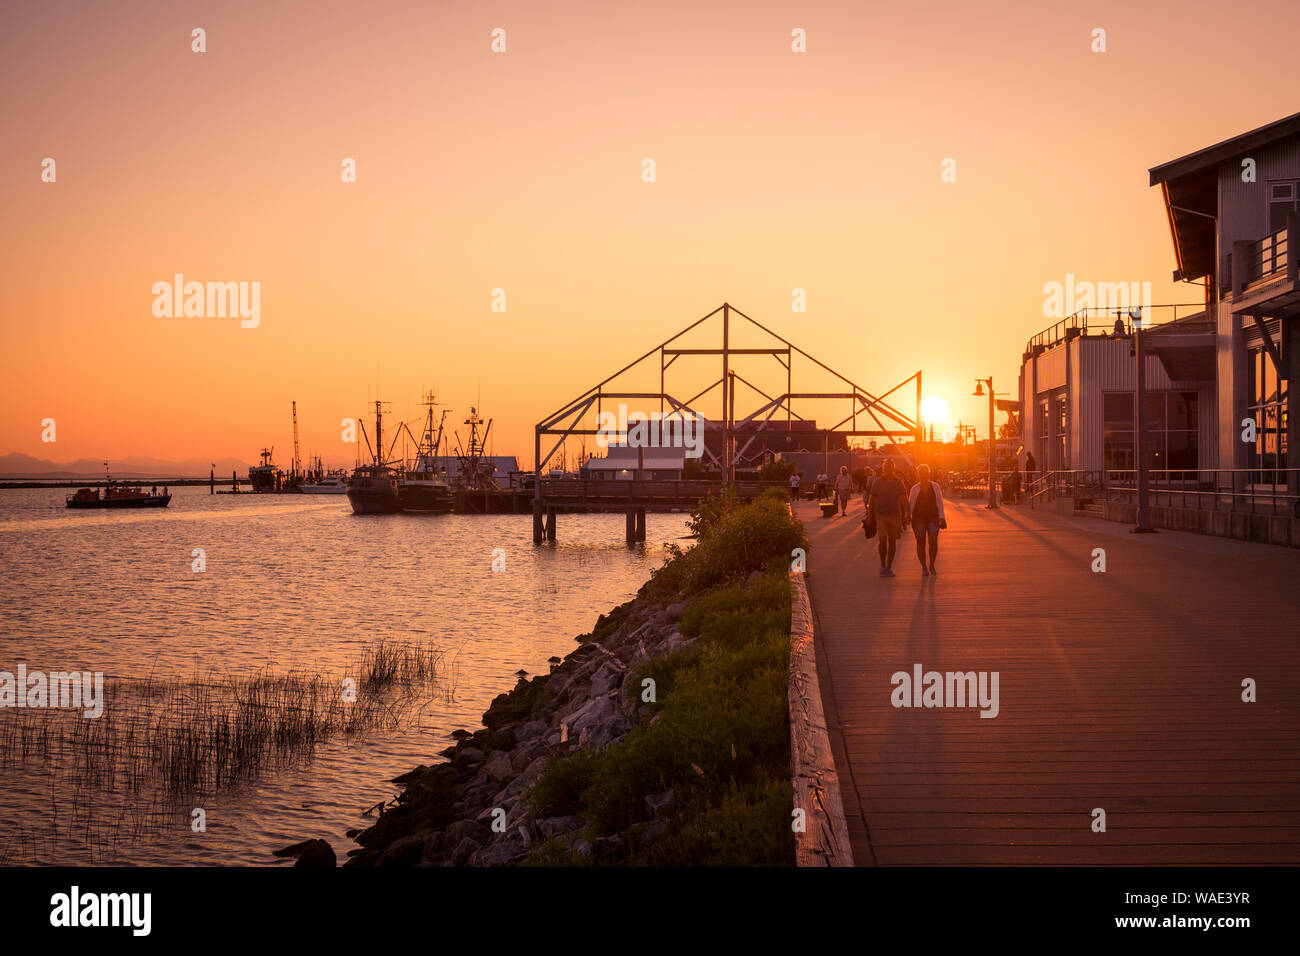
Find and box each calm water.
[0,486,688,865]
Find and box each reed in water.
[0,638,454,862]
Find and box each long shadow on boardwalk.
[800,497,1300,865]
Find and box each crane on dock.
[291,401,302,479]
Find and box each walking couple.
[864,460,946,577]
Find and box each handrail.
[1244,226,1289,284]
[1024,303,1202,355]
[1105,468,1300,517]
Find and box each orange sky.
[3,0,1297,468]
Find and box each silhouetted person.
[867,459,908,577]
[833,465,853,516]
[908,464,947,575]
[860,466,876,511]
[1025,451,1036,487]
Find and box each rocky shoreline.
[275,487,806,867]
[338,589,693,866]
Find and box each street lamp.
[1131,306,1156,533]
[972,378,998,510]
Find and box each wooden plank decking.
[799,497,1300,865]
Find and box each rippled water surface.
[0,487,689,865]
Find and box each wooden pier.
[800,496,1300,865]
[531,478,784,542]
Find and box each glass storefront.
[1103,391,1199,474]
[1246,343,1288,474]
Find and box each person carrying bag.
[907,463,947,576]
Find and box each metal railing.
[1024,470,1105,504]
[1105,468,1300,517]
[1024,304,1203,355]
[1245,226,1289,285]
[942,470,1020,501]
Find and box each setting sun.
[921,395,952,428]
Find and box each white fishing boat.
[300,474,348,494]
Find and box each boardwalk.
[799,496,1300,865]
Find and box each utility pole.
[1132,307,1156,533]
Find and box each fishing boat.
[346,400,402,514]
[248,447,279,492]
[66,463,171,509]
[398,391,453,513]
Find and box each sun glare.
[921,395,951,427]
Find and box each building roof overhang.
[1144,333,1217,382]
[1149,112,1300,283]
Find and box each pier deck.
[799,498,1300,865]
[532,478,785,541]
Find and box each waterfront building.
[581,445,685,480]
[1149,111,1300,490]
[1019,112,1299,494]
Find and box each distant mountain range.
[0,452,254,480]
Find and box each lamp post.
[1131,306,1156,533]
[973,378,998,510]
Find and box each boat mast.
[291,401,301,478]
[418,390,447,474]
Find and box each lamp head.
[972,382,985,397]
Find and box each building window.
[1037,396,1050,471]
[1269,181,1299,234]
[1102,391,1199,476]
[1247,342,1288,476]
[1103,392,1133,472]
[1054,392,1068,468]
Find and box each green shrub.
[757,459,796,481]
[679,779,796,866]
[528,533,798,864]
[648,491,807,599]
[625,647,700,713]
[528,748,599,817]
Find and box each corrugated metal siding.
[1037,345,1067,389]
[1019,336,1216,472]
[1076,338,1215,471]
[1218,138,1300,256]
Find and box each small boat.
[66,463,171,509]
[297,455,348,496]
[300,474,348,495]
